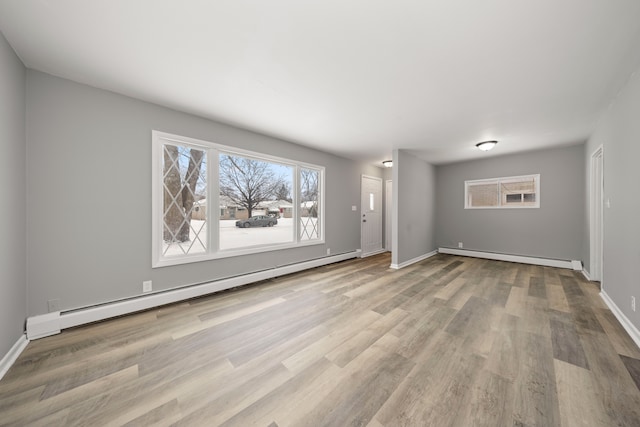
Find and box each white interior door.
[361,175,383,256]
[590,146,604,282]
[385,180,392,252]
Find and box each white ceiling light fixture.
[476,140,498,151]
[382,160,393,168]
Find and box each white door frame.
[361,175,383,257]
[385,179,392,252]
[589,145,604,282]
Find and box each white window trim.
[464,174,540,209]
[152,131,325,268]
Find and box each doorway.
[590,146,603,282]
[361,175,383,256]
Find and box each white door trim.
[589,145,604,282]
[385,179,392,252]
[361,175,383,256]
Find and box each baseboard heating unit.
[438,247,582,271]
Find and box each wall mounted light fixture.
[382,160,393,168]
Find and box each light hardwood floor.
[1,253,640,426]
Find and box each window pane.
[505,194,522,203]
[162,143,207,256]
[218,153,294,250]
[467,182,499,207]
[500,176,537,206]
[300,168,320,241]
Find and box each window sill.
[153,239,325,268]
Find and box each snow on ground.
[162,218,318,256]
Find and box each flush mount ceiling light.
[382,160,393,168]
[476,140,498,151]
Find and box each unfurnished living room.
[1,1,640,426]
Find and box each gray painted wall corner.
[586,66,640,332]
[0,31,27,358]
[393,150,436,266]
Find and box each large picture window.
[465,174,540,209]
[152,131,324,267]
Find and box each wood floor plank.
[174,363,292,425]
[596,309,640,359]
[376,333,486,427]
[392,304,457,361]
[122,398,182,427]
[485,313,522,382]
[373,330,460,425]
[281,309,381,374]
[1,253,639,426]
[547,284,571,313]
[217,357,336,427]
[64,356,233,426]
[482,280,512,307]
[433,276,466,301]
[528,276,547,299]
[458,369,515,427]
[294,346,415,427]
[550,318,590,369]
[512,332,560,427]
[1,365,139,426]
[325,308,408,367]
[554,359,610,427]
[444,295,492,337]
[620,354,640,392]
[576,329,640,426]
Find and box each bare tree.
[163,146,205,243]
[275,182,292,202]
[300,169,319,217]
[219,154,285,218]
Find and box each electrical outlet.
[47,299,61,313]
[327,248,331,255]
[143,280,153,293]
[458,242,463,248]
[632,296,636,312]
[352,205,357,211]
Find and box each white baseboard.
[26,251,360,340]
[438,247,580,270]
[26,312,61,340]
[360,249,386,258]
[600,290,640,350]
[390,250,438,269]
[0,334,29,381]
[581,269,592,282]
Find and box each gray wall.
[435,144,585,261]
[585,68,640,330]
[392,149,436,266]
[25,70,379,316]
[0,32,27,357]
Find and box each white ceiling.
[2,1,640,165]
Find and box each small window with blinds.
[465,174,540,209]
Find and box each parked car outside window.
[235,215,278,228]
